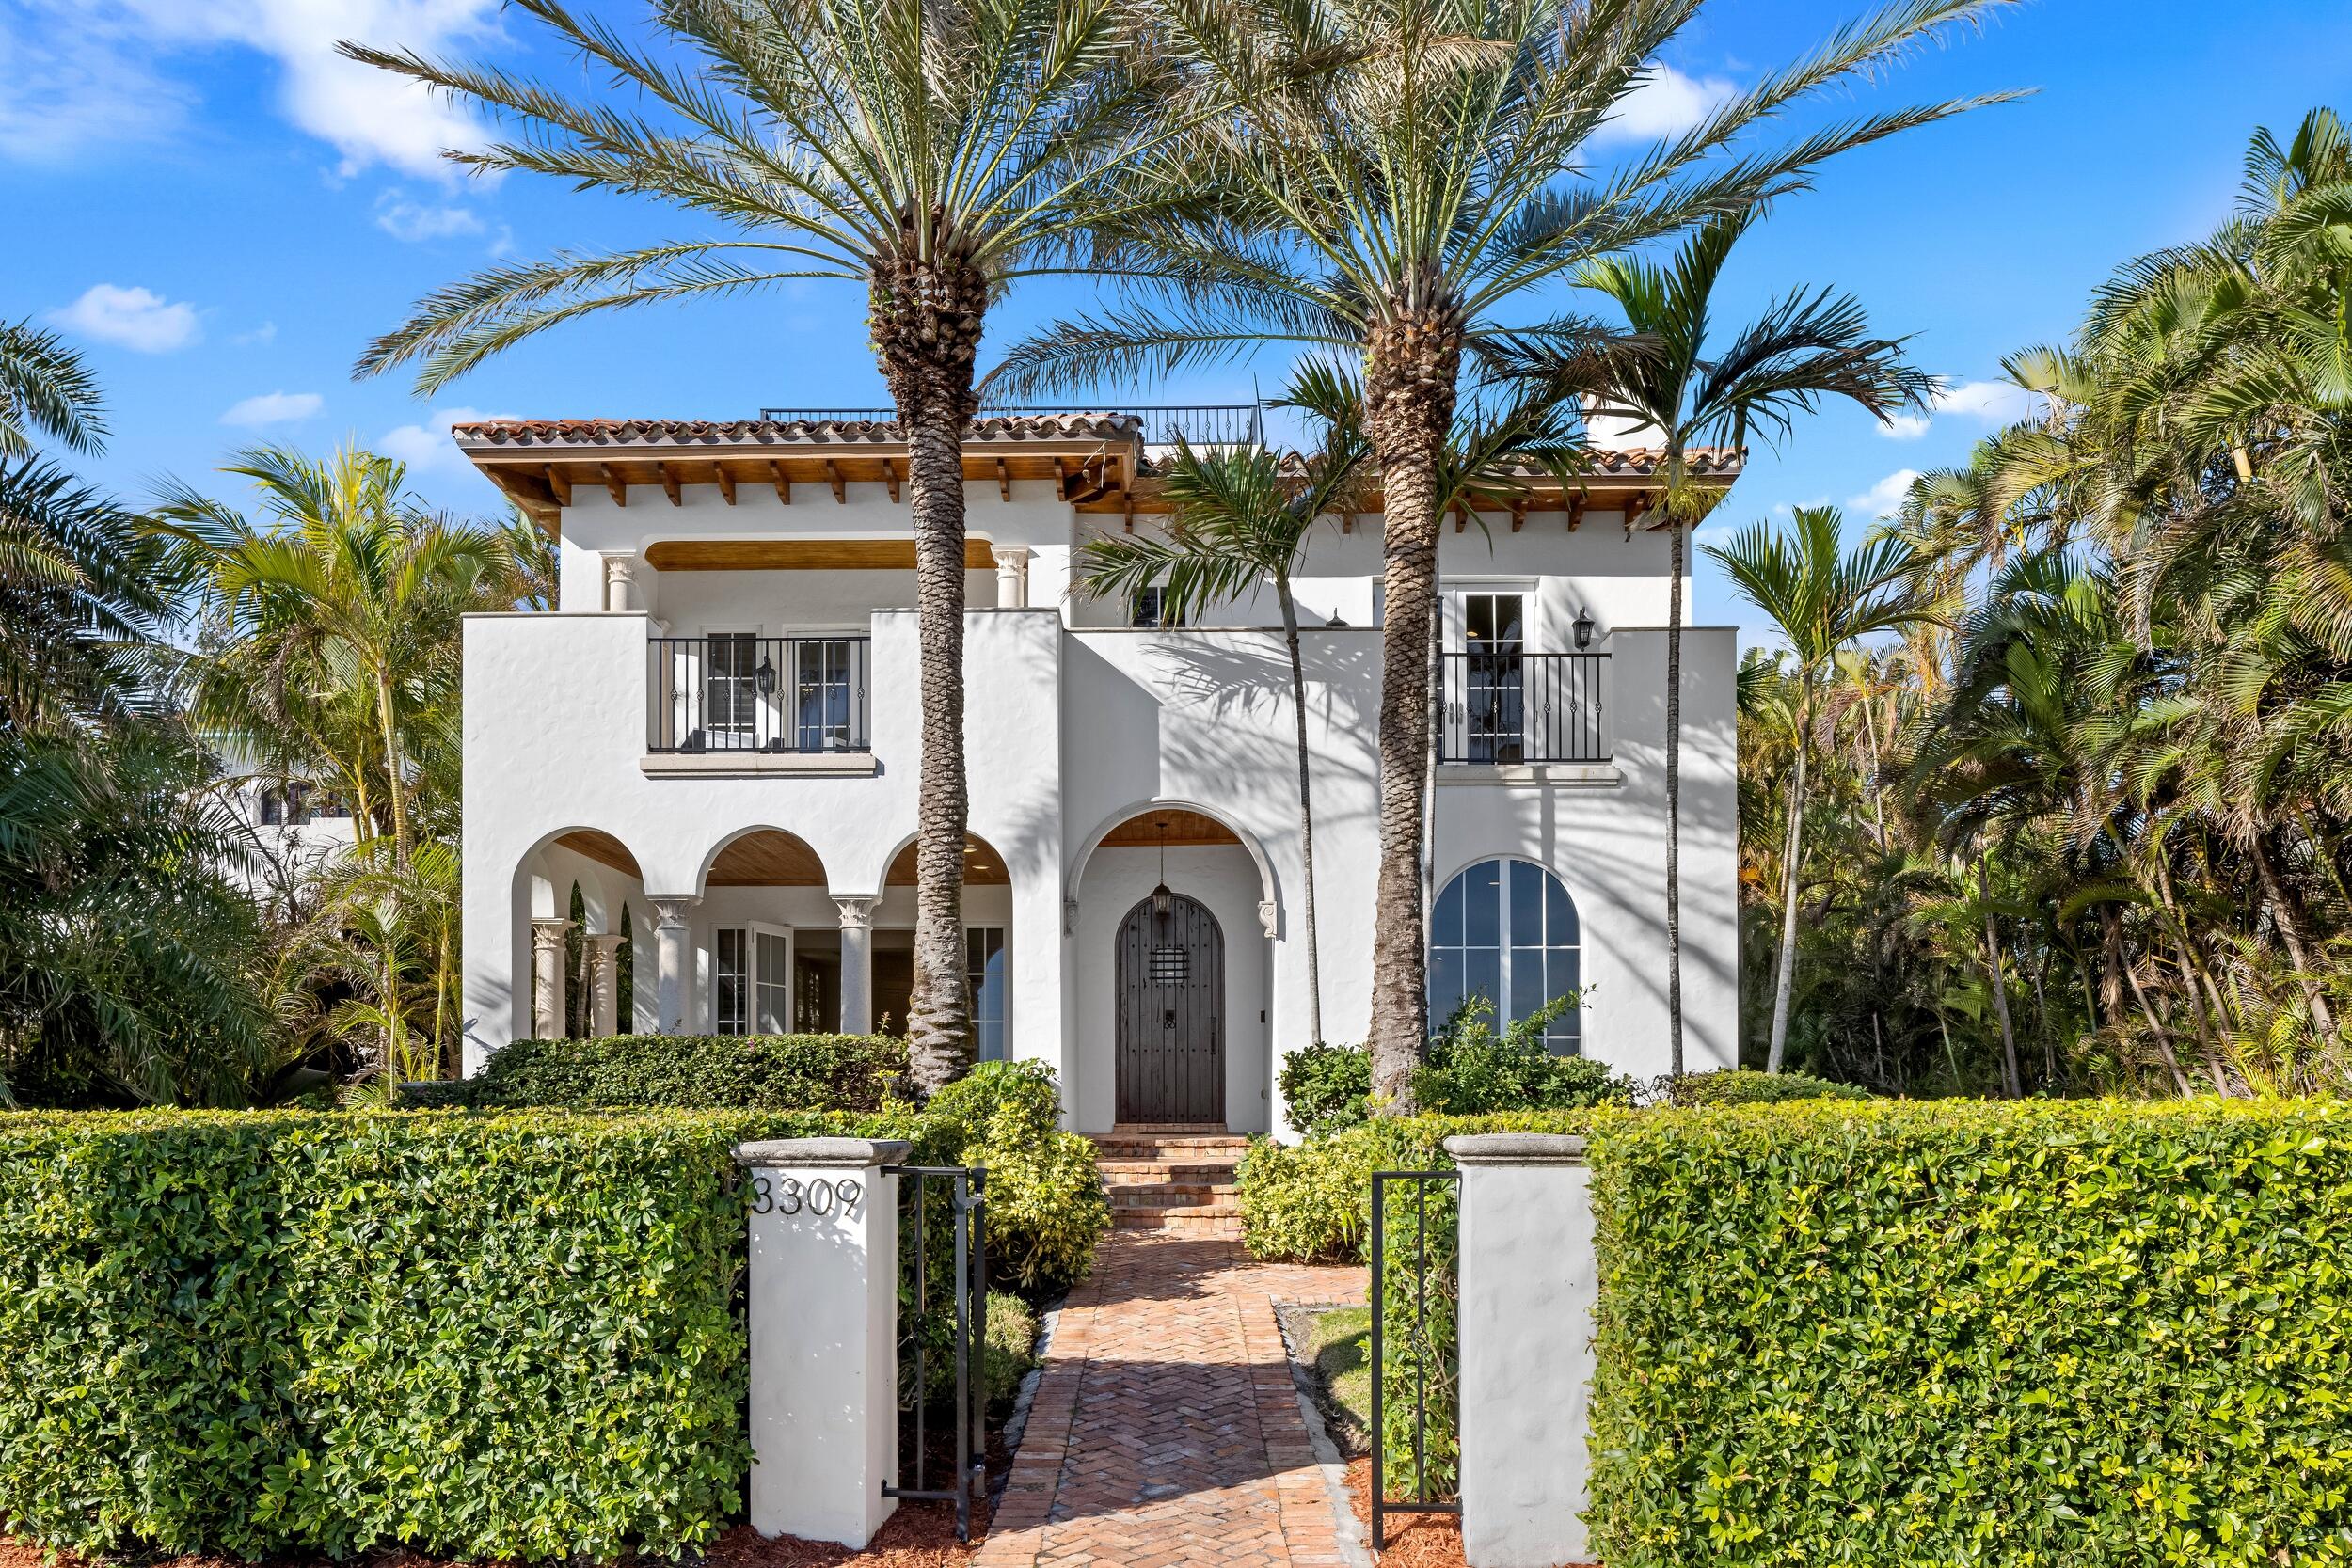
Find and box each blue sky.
[5,0,2349,644]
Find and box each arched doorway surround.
[1115,891,1226,1123]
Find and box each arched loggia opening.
[878,833,1012,1056]
[693,828,831,1035]
[512,828,647,1042]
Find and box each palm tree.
[0,318,105,460]
[1548,215,1933,1077]
[1707,504,1929,1072]
[343,0,1185,1093]
[1074,363,1373,1042]
[151,446,522,871]
[993,0,2010,1106]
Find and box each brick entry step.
[1091,1125,1249,1240]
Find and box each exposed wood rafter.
[1510,499,1526,532]
[599,465,627,508]
[1567,495,1585,531]
[769,461,791,504]
[822,459,845,503]
[714,465,737,506]
[883,460,899,504]
[544,466,572,507]
[995,457,1011,502]
[658,463,683,507]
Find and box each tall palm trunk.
[2248,829,2337,1039]
[1664,516,1684,1078]
[1765,736,1808,1073]
[874,252,984,1091]
[373,663,411,868]
[1979,852,2022,1098]
[1275,570,1325,1043]
[1360,316,1461,1113]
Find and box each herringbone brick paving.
[976,1233,1365,1568]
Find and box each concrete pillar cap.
[1441,1132,1589,1166]
[734,1136,912,1168]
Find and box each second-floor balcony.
[649,634,870,754]
[1438,650,1611,765]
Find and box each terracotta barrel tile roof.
[450,413,1142,448]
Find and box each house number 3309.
[750,1175,862,1218]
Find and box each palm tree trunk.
[1979,852,2022,1098]
[873,254,985,1093]
[1665,516,1684,1079]
[374,664,411,867]
[1765,738,1808,1073]
[2248,829,2337,1039]
[1276,572,1324,1044]
[1360,321,1460,1114]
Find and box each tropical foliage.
[1732,108,2352,1099]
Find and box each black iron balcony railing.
[648,635,870,754]
[755,404,1264,447]
[1436,651,1610,765]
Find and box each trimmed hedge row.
[404,1031,910,1111]
[0,1106,913,1560]
[1590,1099,2352,1567]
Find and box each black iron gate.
[883,1164,988,1542]
[1369,1168,1462,1550]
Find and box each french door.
[1440,589,1529,764]
[716,921,796,1035]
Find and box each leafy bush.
[0,1108,881,1560]
[1279,1041,1374,1134]
[1590,1099,2352,1566]
[983,1290,1041,1408]
[927,1059,1108,1294]
[415,1031,909,1111]
[1237,1109,1616,1263]
[1656,1067,1867,1106]
[1411,997,1632,1114]
[1278,1002,1628,1133]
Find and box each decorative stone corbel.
[1258,900,1279,940]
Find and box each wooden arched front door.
[1116,892,1225,1123]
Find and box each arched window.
[1427,858,1582,1053]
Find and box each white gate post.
[1443,1133,1598,1568]
[735,1136,911,1549]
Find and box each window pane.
[1468,594,1494,642]
[1508,943,1545,1024]
[1428,948,1464,1033]
[967,927,1007,1062]
[1463,859,1502,949]
[1464,946,1501,1017]
[716,928,748,1036]
[1547,875,1577,944]
[1432,871,1465,945]
[1510,861,1543,945]
[1491,594,1524,643]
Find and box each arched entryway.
[1115,891,1226,1123]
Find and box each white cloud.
[1,0,501,179]
[1594,62,1738,145]
[380,404,513,472]
[1848,468,1922,519]
[1876,377,2039,441]
[51,283,201,352]
[375,191,485,241]
[233,321,279,346]
[222,390,324,426]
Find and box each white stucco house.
[454,406,1740,1135]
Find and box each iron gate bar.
[881,1165,988,1543]
[1369,1169,1462,1552]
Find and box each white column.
[587,932,625,1037]
[835,896,877,1035]
[652,897,698,1034]
[735,1136,910,1549]
[604,551,643,612]
[1444,1132,1597,1568]
[530,917,568,1039]
[995,544,1032,610]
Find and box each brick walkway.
[977,1234,1366,1568]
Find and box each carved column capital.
[834,895,879,931]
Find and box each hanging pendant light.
[1151,817,1174,923]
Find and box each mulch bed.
[1343,1459,1597,1568]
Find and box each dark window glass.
[1426,857,1583,1053]
[967,926,1008,1062]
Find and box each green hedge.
[1661,1067,1867,1106]
[405,1032,909,1111]
[1590,1099,2352,1567]
[0,1106,915,1561]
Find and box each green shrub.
[1411,997,1632,1114]
[419,1032,909,1111]
[928,1060,1108,1294]
[1659,1067,1867,1106]
[0,1107,898,1561]
[1589,1099,2352,1567]
[983,1290,1041,1408]
[1279,1041,1374,1134]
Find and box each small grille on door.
[1150,947,1189,984]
